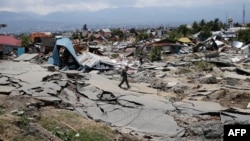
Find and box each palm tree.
[178,24,190,37]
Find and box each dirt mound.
[203,89,250,109]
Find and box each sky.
[0,0,249,15]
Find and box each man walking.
[118,66,130,89]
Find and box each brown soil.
[0,95,140,141]
[203,89,250,109]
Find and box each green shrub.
[194,61,213,71]
[0,105,5,115]
[178,68,192,74]
[19,115,30,130]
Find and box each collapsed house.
[0,35,24,57]
[48,38,114,72]
[48,38,81,70]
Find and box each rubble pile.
[1,30,250,140]
[1,52,250,141]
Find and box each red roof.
[0,35,21,46]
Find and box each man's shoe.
[118,85,121,88]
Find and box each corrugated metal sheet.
[0,35,21,46]
[77,52,100,68]
[178,37,192,43]
[77,52,114,68]
[232,41,244,48]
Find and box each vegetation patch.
[111,53,119,59]
[0,105,5,115]
[194,61,213,71]
[39,108,115,141]
[177,68,192,74]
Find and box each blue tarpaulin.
[48,38,80,67]
[17,47,25,56]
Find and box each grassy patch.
[110,53,119,59]
[0,116,42,141]
[19,115,30,130]
[12,135,45,141]
[178,68,192,74]
[194,61,213,71]
[39,109,115,141]
[0,105,5,115]
[0,118,9,135]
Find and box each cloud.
[0,0,114,15]
[0,0,249,15]
[134,0,245,8]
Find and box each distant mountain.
[0,11,32,22]
[0,3,244,33]
[37,4,244,26]
[0,11,78,33]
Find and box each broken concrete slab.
[75,107,89,118]
[77,84,103,100]
[56,80,67,87]
[78,97,96,107]
[9,90,22,96]
[13,53,38,62]
[173,100,227,114]
[189,91,215,97]
[118,95,175,111]
[220,67,236,72]
[88,72,160,95]
[0,76,9,85]
[199,75,218,84]
[97,91,117,102]
[0,86,15,94]
[154,67,170,71]
[207,60,235,67]
[189,87,220,97]
[223,71,250,80]
[86,104,184,137]
[221,112,250,123]
[33,95,61,103]
[59,88,78,105]
[236,67,250,75]
[223,85,250,90]
[19,82,61,96]
[227,107,250,114]
[41,64,56,72]
[126,109,184,136]
[0,61,54,83]
[15,71,54,84]
[61,70,80,78]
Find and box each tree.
[211,18,221,31]
[168,30,182,41]
[177,24,190,37]
[150,47,162,61]
[111,29,124,41]
[19,34,30,48]
[198,25,212,41]
[137,32,149,41]
[192,21,200,34]
[129,28,137,35]
[237,29,250,42]
[199,19,206,27]
[71,32,79,39]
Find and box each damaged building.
[1,24,250,141]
